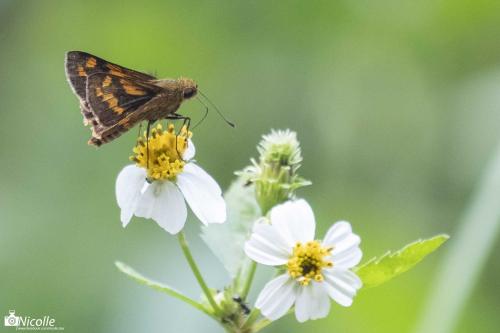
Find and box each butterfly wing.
[85,73,162,126]
[84,73,166,146]
[65,51,185,146]
[65,51,156,103]
[65,51,157,127]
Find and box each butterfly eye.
[183,88,196,99]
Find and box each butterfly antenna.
[193,97,210,129]
[198,90,235,128]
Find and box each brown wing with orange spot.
[85,73,162,127]
[65,51,156,106]
[65,51,158,128]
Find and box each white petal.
[177,163,226,224]
[311,284,331,320]
[295,286,312,322]
[322,221,362,269]
[135,181,187,234]
[183,139,196,161]
[333,247,363,269]
[322,221,353,246]
[323,269,362,307]
[244,219,292,266]
[270,199,316,247]
[115,165,147,227]
[184,163,221,193]
[295,283,331,322]
[256,274,297,321]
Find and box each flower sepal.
[200,287,254,331]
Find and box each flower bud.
[238,129,311,214]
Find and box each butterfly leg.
[146,120,153,170]
[180,116,191,135]
[135,122,143,148]
[165,114,191,160]
[166,114,191,134]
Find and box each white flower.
[244,199,362,322]
[115,124,226,234]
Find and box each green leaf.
[200,178,261,278]
[115,261,186,296]
[355,234,449,288]
[115,261,214,316]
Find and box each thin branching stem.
[241,308,260,330]
[115,261,216,319]
[253,308,293,332]
[241,261,257,300]
[253,319,272,333]
[177,231,222,316]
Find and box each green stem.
[252,308,293,332]
[115,261,215,319]
[241,268,283,331]
[177,232,222,316]
[253,319,272,333]
[241,261,257,299]
[241,308,260,330]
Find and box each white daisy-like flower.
[244,199,362,322]
[116,123,226,234]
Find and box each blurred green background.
[1,0,500,332]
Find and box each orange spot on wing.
[120,79,147,96]
[101,93,124,114]
[77,65,86,77]
[95,87,103,96]
[119,117,131,128]
[102,93,118,108]
[106,64,126,77]
[113,106,125,114]
[103,75,112,87]
[110,70,125,77]
[86,57,97,68]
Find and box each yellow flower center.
[131,123,192,181]
[287,241,333,286]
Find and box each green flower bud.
[238,129,311,214]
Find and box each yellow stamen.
[131,123,192,181]
[287,240,333,286]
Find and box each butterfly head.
[178,77,198,100]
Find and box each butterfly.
[64,51,198,146]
